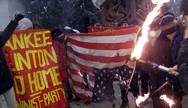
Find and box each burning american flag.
[65,26,138,101]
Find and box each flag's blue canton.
[93,65,132,102]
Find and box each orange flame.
[136,93,150,107]
[131,0,170,60]
[160,95,175,108]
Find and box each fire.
[160,95,175,108]
[131,0,170,60]
[151,0,170,4]
[136,93,150,107]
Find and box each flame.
[151,0,170,4]
[131,0,170,60]
[136,93,150,107]
[160,95,175,108]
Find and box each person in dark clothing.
[144,31,172,108]
[69,0,101,33]
[159,13,184,108]
[140,12,184,108]
[176,0,188,94]
[177,38,188,94]
[0,14,24,108]
[137,68,150,96]
[120,71,139,108]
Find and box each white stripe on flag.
[68,34,136,43]
[69,63,95,88]
[69,63,80,70]
[67,51,126,69]
[74,86,93,97]
[67,43,133,57]
[71,74,84,83]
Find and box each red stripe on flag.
[67,38,134,50]
[70,70,95,82]
[68,58,93,72]
[71,80,93,91]
[71,26,138,36]
[67,46,130,63]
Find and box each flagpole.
[126,61,137,93]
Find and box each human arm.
[0,14,24,47]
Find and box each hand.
[184,17,188,38]
[169,65,178,71]
[183,27,188,39]
[185,35,188,39]
[169,65,179,76]
[14,14,24,22]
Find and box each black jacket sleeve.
[0,20,18,47]
[177,38,188,94]
[177,38,188,65]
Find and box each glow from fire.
[151,0,170,4]
[131,0,170,60]
[160,95,175,108]
[136,93,150,107]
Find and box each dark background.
[20,0,181,32]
